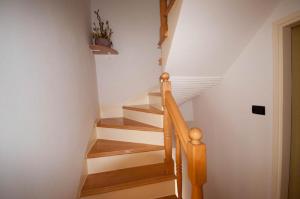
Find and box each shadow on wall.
[91,0,162,118]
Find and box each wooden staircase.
[80,91,178,199]
[80,73,207,199]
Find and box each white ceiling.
[171,76,223,104]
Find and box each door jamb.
[272,10,300,199]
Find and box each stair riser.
[87,150,165,174]
[97,128,164,145]
[148,95,163,110]
[81,180,176,199]
[123,109,163,128]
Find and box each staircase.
[80,92,178,199]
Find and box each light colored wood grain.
[81,181,175,199]
[158,0,176,46]
[97,117,163,132]
[188,142,206,199]
[160,72,207,199]
[187,129,206,199]
[87,139,164,158]
[81,162,176,197]
[165,91,190,153]
[176,135,182,199]
[89,45,118,55]
[149,92,162,97]
[156,195,178,199]
[123,104,164,115]
[159,0,168,46]
[160,72,173,164]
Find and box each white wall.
[180,100,194,122]
[0,0,99,198]
[165,0,281,76]
[191,1,300,199]
[91,0,161,117]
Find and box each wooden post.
[160,72,173,168]
[176,135,183,199]
[188,128,207,199]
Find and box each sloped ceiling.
[171,76,223,104]
[166,0,281,76]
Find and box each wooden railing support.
[161,72,173,167]
[160,72,207,199]
[176,135,183,199]
[188,128,206,199]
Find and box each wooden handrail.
[158,0,176,46]
[160,72,207,199]
[159,0,168,46]
[165,90,189,153]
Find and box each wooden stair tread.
[98,117,163,132]
[149,92,162,97]
[123,104,164,115]
[87,139,164,158]
[81,163,176,197]
[156,195,178,199]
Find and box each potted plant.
[92,9,113,47]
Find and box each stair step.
[81,163,176,197]
[123,104,163,115]
[97,117,163,132]
[87,139,164,158]
[156,195,178,199]
[149,92,161,97]
[97,127,164,146]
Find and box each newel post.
[160,73,173,169]
[188,128,207,199]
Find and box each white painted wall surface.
[166,0,281,76]
[91,0,161,117]
[0,0,99,198]
[191,1,300,199]
[179,100,194,122]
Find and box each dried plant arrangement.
[92,9,113,47]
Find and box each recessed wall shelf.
[89,45,118,55]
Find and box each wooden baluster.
[188,128,207,199]
[176,135,183,199]
[160,73,173,169]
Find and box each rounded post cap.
[160,72,170,82]
[189,128,203,145]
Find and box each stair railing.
[160,72,207,199]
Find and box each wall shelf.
[89,45,118,55]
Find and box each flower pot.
[95,38,112,47]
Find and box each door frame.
[273,10,300,199]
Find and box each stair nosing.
[81,163,176,197]
[99,124,163,132]
[123,105,164,115]
[81,174,176,197]
[87,139,164,158]
[97,118,163,132]
[149,92,162,97]
[156,195,178,199]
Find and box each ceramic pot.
[95,38,111,47]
